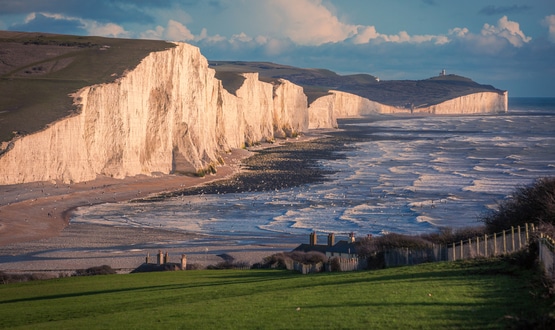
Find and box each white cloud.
[542,15,555,43]
[194,28,225,43]
[448,16,531,54]
[141,20,197,42]
[270,0,357,46]
[24,12,37,23]
[269,0,448,46]
[230,32,253,43]
[141,26,165,40]
[263,38,292,56]
[449,27,469,38]
[353,25,448,45]
[165,19,194,41]
[86,22,128,38]
[481,16,531,47]
[32,12,130,38]
[352,26,379,44]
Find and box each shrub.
[482,177,555,233]
[374,233,432,251]
[73,265,116,276]
[260,251,327,269]
[0,271,55,284]
[420,226,486,245]
[329,257,341,272]
[186,263,203,270]
[207,261,250,270]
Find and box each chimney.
[157,250,164,265]
[181,254,187,270]
[309,232,317,246]
[327,233,335,247]
[349,232,355,243]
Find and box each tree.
[482,177,555,233]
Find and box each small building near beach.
[293,232,359,259]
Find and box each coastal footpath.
[0,42,507,185]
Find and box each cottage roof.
[326,240,358,254]
[293,240,358,255]
[293,243,329,254]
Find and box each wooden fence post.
[511,226,515,252]
[484,234,488,256]
[525,223,529,243]
[477,237,480,257]
[453,242,456,261]
[494,232,497,256]
[503,230,507,254]
[518,226,522,249]
[460,240,464,260]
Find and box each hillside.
[0,31,173,142]
[209,61,504,107]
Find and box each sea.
[71,97,555,244]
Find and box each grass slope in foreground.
[0,259,552,329]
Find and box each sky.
[1,0,554,97]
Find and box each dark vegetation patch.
[73,265,116,276]
[256,251,328,269]
[0,31,174,142]
[0,271,56,284]
[482,176,555,233]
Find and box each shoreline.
[0,147,251,245]
[0,131,336,272]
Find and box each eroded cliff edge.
[0,42,507,185]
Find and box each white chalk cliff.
[0,42,507,185]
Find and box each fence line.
[383,246,446,268]
[447,224,534,261]
[383,223,537,268]
[291,258,368,274]
[538,233,555,282]
[333,257,367,271]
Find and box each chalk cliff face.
[308,90,398,129]
[0,43,308,184]
[0,42,508,185]
[414,91,508,114]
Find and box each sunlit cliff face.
[0,42,507,185]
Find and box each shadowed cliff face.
[0,42,507,185]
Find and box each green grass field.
[0,259,552,329]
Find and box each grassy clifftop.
[0,31,174,142]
